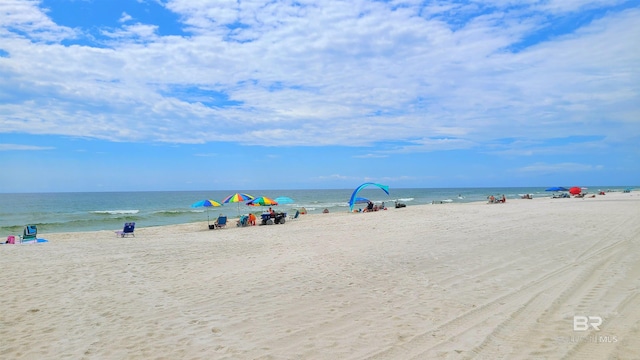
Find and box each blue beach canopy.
[545,187,569,192]
[349,183,390,211]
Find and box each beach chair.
[289,210,300,220]
[115,222,136,237]
[214,215,227,229]
[237,215,249,227]
[20,225,38,243]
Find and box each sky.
[0,0,638,192]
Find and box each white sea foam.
[91,210,140,215]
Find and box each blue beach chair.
[18,225,48,244]
[214,215,227,229]
[237,215,249,227]
[20,225,38,243]
[115,222,136,237]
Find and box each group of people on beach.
[362,201,386,212]
[488,194,506,204]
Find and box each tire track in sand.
[366,224,634,360]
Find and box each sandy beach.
[1,192,639,359]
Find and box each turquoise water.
[0,186,633,234]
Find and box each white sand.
[1,192,639,359]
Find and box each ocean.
[0,186,633,235]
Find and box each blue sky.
[0,0,638,192]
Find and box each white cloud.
[515,162,604,174]
[119,12,133,23]
[0,0,637,155]
[0,143,55,151]
[353,153,389,159]
[0,0,76,41]
[316,174,358,181]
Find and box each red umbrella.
[569,187,582,195]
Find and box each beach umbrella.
[192,199,223,208]
[569,187,582,195]
[274,196,294,204]
[545,187,568,192]
[191,199,222,226]
[223,193,255,214]
[247,196,278,206]
[223,193,255,203]
[354,197,370,204]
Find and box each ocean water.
[0,186,633,235]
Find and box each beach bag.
[6,235,15,244]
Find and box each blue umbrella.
[545,187,568,192]
[274,196,295,204]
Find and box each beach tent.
[348,183,389,212]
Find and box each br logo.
[573,316,602,331]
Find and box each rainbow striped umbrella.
[247,196,278,207]
[223,193,255,203]
[223,193,255,214]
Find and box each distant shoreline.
[1,187,635,235]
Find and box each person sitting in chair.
[365,201,374,212]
